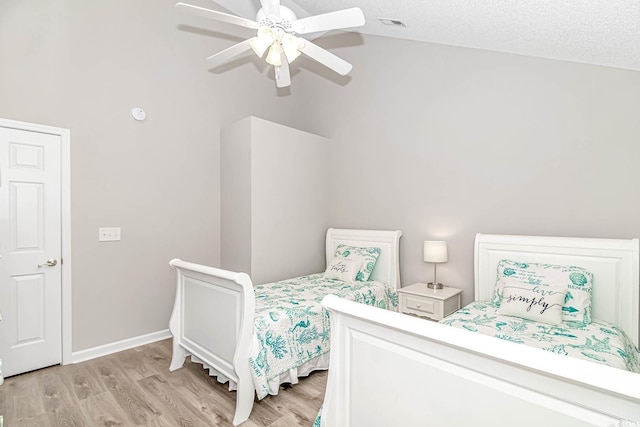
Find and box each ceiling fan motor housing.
[256,6,297,33]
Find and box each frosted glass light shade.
[281,33,301,63]
[423,241,448,263]
[250,27,275,57]
[265,43,283,66]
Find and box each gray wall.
[220,117,330,285]
[292,34,640,305]
[250,117,330,284]
[0,0,302,351]
[3,1,639,351]
[220,118,252,275]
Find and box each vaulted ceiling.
[210,0,640,71]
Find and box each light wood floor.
[0,339,327,426]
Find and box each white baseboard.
[70,329,172,364]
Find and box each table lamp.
[423,241,448,289]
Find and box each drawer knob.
[417,304,421,308]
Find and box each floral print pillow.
[492,259,594,326]
[334,244,381,282]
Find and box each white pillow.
[493,259,593,325]
[324,258,362,282]
[497,278,566,325]
[334,244,381,282]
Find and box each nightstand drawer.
[397,283,462,322]
[405,295,436,315]
[400,294,444,320]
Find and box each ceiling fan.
[176,0,365,88]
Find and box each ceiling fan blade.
[259,0,281,20]
[176,2,259,29]
[292,8,365,35]
[206,39,254,69]
[298,40,352,76]
[275,61,291,88]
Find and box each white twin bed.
[319,233,640,426]
[169,230,640,426]
[168,228,402,426]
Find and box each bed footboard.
[169,259,256,426]
[320,295,640,427]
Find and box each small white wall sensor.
[130,107,146,121]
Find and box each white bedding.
[248,273,398,398]
[441,301,640,372]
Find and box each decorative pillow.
[334,244,381,282]
[323,258,361,282]
[492,259,594,325]
[497,279,566,325]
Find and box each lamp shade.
[423,241,448,263]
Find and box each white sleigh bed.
[319,233,640,426]
[168,228,401,426]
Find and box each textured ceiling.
[210,0,640,71]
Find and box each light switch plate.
[99,227,121,242]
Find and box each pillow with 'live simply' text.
[492,259,593,326]
[497,278,566,325]
[334,244,381,281]
[323,258,361,283]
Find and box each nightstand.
[397,283,462,321]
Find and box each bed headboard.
[475,233,640,346]
[326,228,402,289]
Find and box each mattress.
[249,273,398,399]
[440,301,640,373]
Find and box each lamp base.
[427,282,443,290]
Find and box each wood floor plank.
[179,362,249,425]
[3,374,46,423]
[162,363,215,399]
[45,406,86,427]
[61,363,107,401]
[115,344,168,383]
[137,374,213,427]
[9,413,50,427]
[262,383,323,425]
[143,415,177,427]
[266,413,312,427]
[182,361,283,427]
[38,370,81,415]
[78,391,128,427]
[87,357,161,425]
[0,339,327,427]
[108,382,161,426]
[86,357,129,391]
[189,393,236,426]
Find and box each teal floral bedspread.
[440,301,640,373]
[249,273,398,399]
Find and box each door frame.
[0,118,72,365]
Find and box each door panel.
[12,182,44,251]
[13,274,45,345]
[0,127,62,377]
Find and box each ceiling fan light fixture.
[266,43,283,66]
[281,33,301,63]
[177,2,366,87]
[250,26,275,57]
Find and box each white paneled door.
[0,126,62,377]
